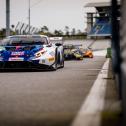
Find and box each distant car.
[64,44,83,60]
[0,35,64,70]
[82,48,93,58]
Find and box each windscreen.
[1,36,48,46]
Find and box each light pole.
[6,0,10,37]
[28,0,31,34]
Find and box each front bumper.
[0,61,54,70]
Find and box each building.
[85,2,112,37]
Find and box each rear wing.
[49,37,64,45]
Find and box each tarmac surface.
[0,57,106,126]
[0,39,110,126]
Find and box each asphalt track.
[0,40,109,126]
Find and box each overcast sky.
[0,0,110,32]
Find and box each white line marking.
[71,59,110,126]
[93,49,107,56]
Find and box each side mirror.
[46,43,52,47]
[55,43,62,46]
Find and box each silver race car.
[0,35,64,70]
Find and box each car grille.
[0,61,52,70]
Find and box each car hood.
[0,45,44,61]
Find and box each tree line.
[0,25,87,39]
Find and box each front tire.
[61,57,64,68]
[53,48,58,70]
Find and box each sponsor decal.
[9,57,24,61]
[48,57,55,62]
[11,51,24,56]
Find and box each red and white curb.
[71,59,110,126]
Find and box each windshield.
[1,36,48,46]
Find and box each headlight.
[0,46,5,51]
[35,49,46,58]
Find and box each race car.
[64,44,83,60]
[0,35,64,70]
[81,48,93,58]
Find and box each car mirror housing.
[55,43,62,46]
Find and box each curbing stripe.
[71,59,110,126]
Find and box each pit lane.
[0,39,110,126]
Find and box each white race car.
[0,35,64,70]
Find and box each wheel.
[53,48,58,70]
[60,57,64,68]
[61,50,64,68]
[61,59,64,68]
